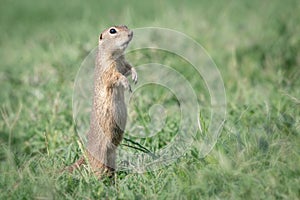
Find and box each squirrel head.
[98,25,133,57]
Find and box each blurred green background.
[0,0,299,199]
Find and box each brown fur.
[66,25,137,178]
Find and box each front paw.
[120,76,132,92]
[131,68,138,84]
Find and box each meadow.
[0,0,299,199]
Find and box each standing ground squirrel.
[67,25,137,177]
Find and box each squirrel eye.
[109,28,117,34]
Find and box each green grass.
[1,0,300,199]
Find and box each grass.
[1,0,300,199]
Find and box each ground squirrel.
[67,25,137,177]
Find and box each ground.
[0,0,299,199]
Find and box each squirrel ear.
[100,33,103,40]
